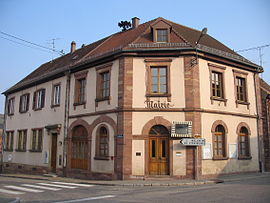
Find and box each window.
[74,78,86,105]
[5,131,14,151]
[238,127,250,159]
[16,130,27,151]
[236,77,247,102]
[19,94,30,113]
[157,29,168,42]
[96,126,109,158]
[211,71,224,98]
[151,66,167,94]
[7,97,15,115]
[213,125,226,159]
[30,129,43,152]
[100,71,110,99]
[33,89,46,110]
[95,64,112,105]
[74,70,88,107]
[145,59,172,101]
[52,84,61,106]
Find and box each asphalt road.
[0,175,269,203]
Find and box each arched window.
[71,125,88,169]
[213,125,226,159]
[96,126,109,158]
[149,125,169,136]
[238,127,250,158]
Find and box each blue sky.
[0,0,269,114]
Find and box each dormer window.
[157,29,168,43]
[151,19,171,43]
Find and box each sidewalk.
[1,172,269,187]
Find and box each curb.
[0,174,222,187]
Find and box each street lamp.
[191,27,208,66]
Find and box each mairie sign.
[180,138,206,146]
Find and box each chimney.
[70,41,76,53]
[132,17,140,29]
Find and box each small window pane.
[151,68,158,76]
[151,140,156,158]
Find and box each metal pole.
[194,146,199,180]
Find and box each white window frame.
[52,84,61,106]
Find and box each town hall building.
[2,17,269,180]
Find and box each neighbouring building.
[0,114,3,171]
[260,78,270,171]
[2,17,268,180]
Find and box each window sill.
[146,93,171,98]
[212,156,229,160]
[94,156,110,160]
[51,104,60,108]
[8,113,14,116]
[33,108,43,111]
[210,96,227,102]
[236,100,250,105]
[19,111,28,114]
[95,97,110,102]
[73,102,86,106]
[238,156,252,160]
[29,150,42,153]
[16,149,26,152]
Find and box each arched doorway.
[149,125,169,175]
[71,125,88,170]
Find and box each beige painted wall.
[69,59,119,116]
[132,57,185,109]
[201,113,259,175]
[199,59,257,115]
[172,141,186,176]
[4,76,67,169]
[132,140,145,175]
[91,122,115,173]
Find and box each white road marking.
[37,183,77,189]
[0,188,25,195]
[54,195,115,203]
[4,185,43,193]
[51,182,94,187]
[22,184,61,191]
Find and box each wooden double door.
[149,125,169,175]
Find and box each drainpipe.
[254,72,264,172]
[63,70,71,175]
[0,95,8,173]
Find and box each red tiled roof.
[3,17,261,94]
[260,78,270,93]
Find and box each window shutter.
[33,92,37,109]
[38,130,43,151]
[11,132,14,150]
[41,89,46,108]
[23,131,27,150]
[26,94,29,111]
[19,96,22,113]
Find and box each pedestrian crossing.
[0,181,94,195]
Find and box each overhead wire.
[0,31,64,55]
[0,36,53,54]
